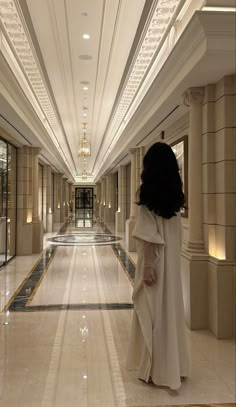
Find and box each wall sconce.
[58,203,60,209]
[209,238,226,260]
[26,211,32,223]
[108,203,111,208]
[48,207,52,214]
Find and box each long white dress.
[127,205,189,390]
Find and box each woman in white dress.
[127,142,189,390]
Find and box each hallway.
[0,218,235,407]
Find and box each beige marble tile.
[0,221,235,407]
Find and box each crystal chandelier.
[78,123,91,157]
[82,170,87,180]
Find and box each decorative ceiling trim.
[94,0,186,177]
[0,0,75,176]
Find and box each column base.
[32,220,43,253]
[46,213,53,233]
[60,208,65,223]
[115,211,125,233]
[126,217,136,252]
[181,249,208,330]
[54,208,61,223]
[187,240,205,252]
[208,257,235,339]
[16,223,33,255]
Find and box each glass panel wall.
[75,187,93,227]
[0,137,16,267]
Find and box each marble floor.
[0,218,235,407]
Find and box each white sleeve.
[132,205,165,245]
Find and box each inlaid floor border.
[128,404,235,407]
[4,223,135,313]
[3,223,67,312]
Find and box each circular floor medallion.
[47,233,122,246]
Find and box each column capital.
[32,147,41,155]
[183,87,204,107]
[129,148,137,155]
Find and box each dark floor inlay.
[13,303,134,312]
[112,243,136,281]
[47,232,122,246]
[8,245,57,312]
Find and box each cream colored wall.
[202,75,236,338]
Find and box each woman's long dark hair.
[137,142,185,219]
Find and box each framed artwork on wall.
[170,135,188,217]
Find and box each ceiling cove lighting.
[202,6,236,11]
[78,123,91,157]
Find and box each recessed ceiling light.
[79,54,93,60]
[83,113,87,117]
[83,86,88,91]
[83,33,90,39]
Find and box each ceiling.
[0,0,235,183]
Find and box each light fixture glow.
[78,123,91,157]
[82,33,90,39]
[202,6,236,11]
[83,86,88,90]
[82,170,87,180]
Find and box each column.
[181,87,208,330]
[95,182,101,219]
[109,173,116,226]
[204,75,236,338]
[115,166,126,233]
[126,148,137,251]
[32,148,43,253]
[100,178,106,222]
[104,175,110,225]
[68,183,73,215]
[16,146,33,255]
[43,165,53,232]
[53,173,63,225]
[64,179,69,218]
[60,178,66,222]
[185,88,205,251]
[104,174,116,228]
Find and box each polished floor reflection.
[0,220,235,407]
